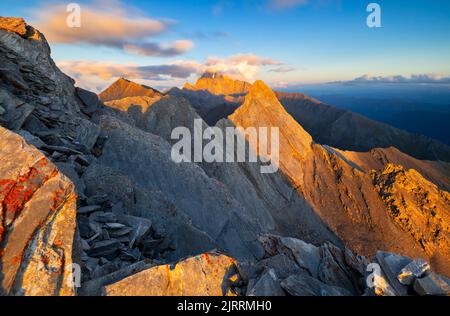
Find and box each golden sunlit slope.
[99,78,163,103]
[229,80,450,276]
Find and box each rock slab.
[104,253,238,296]
[0,126,77,296]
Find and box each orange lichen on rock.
[1,158,58,229]
[0,126,77,296]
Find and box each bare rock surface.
[104,252,239,296]
[0,17,99,152]
[99,78,163,103]
[184,72,251,96]
[229,81,447,274]
[0,126,76,296]
[95,115,264,260]
[372,164,450,275]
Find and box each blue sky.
[1,0,450,91]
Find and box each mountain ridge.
[99,78,163,103]
[1,17,449,296]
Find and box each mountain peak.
[200,71,226,79]
[99,78,163,102]
[247,80,278,101]
[184,72,252,96]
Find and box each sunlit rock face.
[227,81,449,274]
[371,164,450,274]
[184,72,252,96]
[0,126,77,296]
[99,78,163,103]
[104,252,239,296]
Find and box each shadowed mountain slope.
[276,92,450,162]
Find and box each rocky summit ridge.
[184,71,252,96]
[99,78,163,103]
[0,17,449,296]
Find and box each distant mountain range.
[312,94,450,146]
[99,72,450,276]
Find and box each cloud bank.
[31,0,193,57]
[334,74,450,85]
[57,53,285,92]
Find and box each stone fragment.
[88,240,122,258]
[281,273,353,296]
[398,258,431,286]
[104,253,238,296]
[16,129,45,148]
[76,87,102,115]
[413,273,450,296]
[92,212,117,223]
[318,242,358,294]
[376,251,411,296]
[105,223,126,229]
[247,269,285,296]
[79,260,154,296]
[257,254,303,279]
[259,235,321,278]
[77,205,102,214]
[109,227,133,238]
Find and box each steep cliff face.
[371,164,450,273]
[0,18,99,152]
[99,78,163,103]
[229,81,450,275]
[184,72,252,96]
[0,126,77,296]
[336,147,450,192]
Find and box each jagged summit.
[99,77,163,103]
[184,72,252,96]
[0,17,43,41]
[230,80,313,166]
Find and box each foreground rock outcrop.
[104,252,239,296]
[0,126,77,296]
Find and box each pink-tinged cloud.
[57,53,289,91]
[30,0,193,57]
